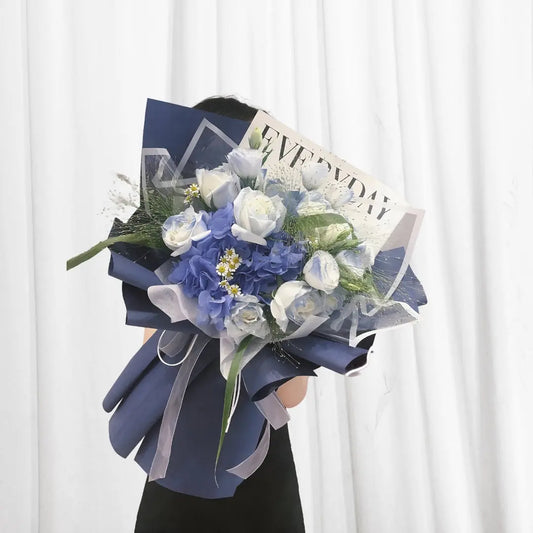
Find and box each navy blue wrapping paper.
[142,98,249,170]
[241,345,317,402]
[282,336,369,375]
[134,356,267,498]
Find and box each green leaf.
[214,335,253,472]
[66,233,161,271]
[285,213,350,235]
[262,150,272,166]
[325,235,361,255]
[338,267,379,295]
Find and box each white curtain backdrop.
[2,1,532,532]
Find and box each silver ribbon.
[226,391,290,479]
[148,331,211,482]
[148,327,291,484]
[254,391,291,430]
[226,423,271,479]
[157,330,193,365]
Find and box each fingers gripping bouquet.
[67,99,427,498]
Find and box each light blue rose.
[227,147,263,179]
[270,280,324,331]
[303,250,340,294]
[335,245,374,278]
[224,294,269,342]
[322,286,347,314]
[162,207,210,256]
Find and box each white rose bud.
[303,250,340,294]
[227,147,263,178]
[301,161,329,190]
[248,127,263,150]
[231,187,286,246]
[196,168,240,209]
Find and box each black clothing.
[134,424,305,533]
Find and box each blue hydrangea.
[246,236,306,301]
[167,204,307,329]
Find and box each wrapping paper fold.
[282,336,370,375]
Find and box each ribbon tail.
[254,391,290,429]
[226,422,271,480]
[148,332,211,482]
[226,391,290,480]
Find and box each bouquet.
[67,99,427,498]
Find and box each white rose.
[296,191,332,216]
[162,207,211,256]
[335,245,374,278]
[270,280,324,332]
[227,147,263,179]
[303,250,340,294]
[301,161,329,190]
[231,187,286,246]
[196,168,240,209]
[224,295,269,342]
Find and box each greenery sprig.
[66,188,177,271]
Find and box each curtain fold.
[1,1,531,532]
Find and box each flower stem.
[66,233,154,271]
